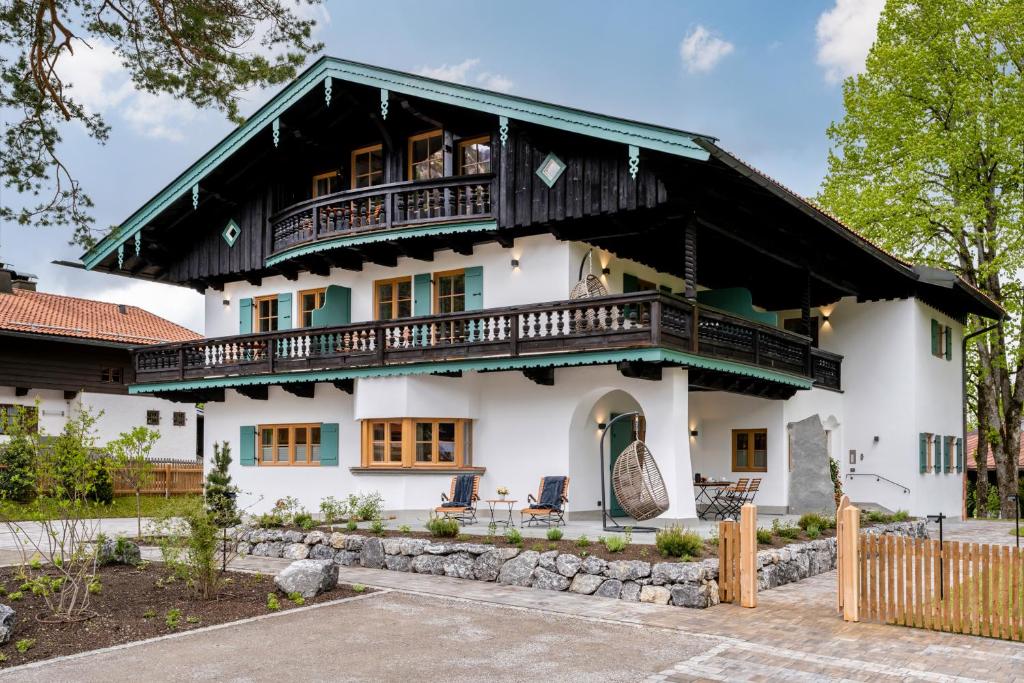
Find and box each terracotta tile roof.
[0,288,201,345]
[965,431,1024,471]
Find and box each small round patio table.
[484,499,517,528]
[694,481,733,520]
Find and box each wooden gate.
[718,503,757,607]
[837,501,1024,640]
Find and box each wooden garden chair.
[520,476,570,527]
[434,474,481,524]
[712,478,749,519]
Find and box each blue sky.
[0,0,882,333]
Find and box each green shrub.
[892,509,910,522]
[345,519,358,531]
[352,583,366,593]
[806,524,821,540]
[293,512,315,530]
[504,527,523,546]
[143,608,156,619]
[370,518,386,535]
[756,528,773,544]
[287,591,305,606]
[266,593,281,611]
[574,534,590,548]
[186,615,200,624]
[88,578,102,595]
[797,512,831,531]
[655,524,703,558]
[258,512,285,528]
[165,608,181,629]
[546,527,563,541]
[87,457,115,504]
[0,433,36,503]
[425,517,460,538]
[15,638,35,653]
[602,529,631,553]
[987,487,1000,517]
[398,524,411,534]
[352,492,385,521]
[319,496,347,524]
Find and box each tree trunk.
[974,379,989,516]
[997,430,1020,519]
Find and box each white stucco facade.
[0,386,198,460]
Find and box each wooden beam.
[14,387,28,397]
[63,390,78,400]
[522,367,554,386]
[280,382,315,398]
[616,360,662,381]
[394,242,435,262]
[245,274,263,286]
[490,231,515,248]
[432,370,462,378]
[234,385,269,400]
[332,379,354,394]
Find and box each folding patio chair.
[520,476,570,527]
[711,478,748,519]
[434,474,481,524]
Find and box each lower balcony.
[132,292,842,394]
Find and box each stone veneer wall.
[237,521,927,609]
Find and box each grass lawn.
[0,495,201,521]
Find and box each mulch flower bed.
[0,564,368,668]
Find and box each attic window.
[536,152,566,187]
[222,219,241,247]
[146,410,160,426]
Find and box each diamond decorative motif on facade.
[536,152,566,187]
[222,219,241,247]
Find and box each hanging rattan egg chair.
[570,250,608,300]
[611,415,670,521]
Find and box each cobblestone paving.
[938,519,1022,547]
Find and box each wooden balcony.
[270,174,495,256]
[132,293,842,393]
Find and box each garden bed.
[0,564,368,668]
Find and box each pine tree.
[204,442,240,571]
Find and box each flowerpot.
[498,494,506,501]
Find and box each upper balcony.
[270,174,496,260]
[131,292,842,396]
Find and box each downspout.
[962,320,1001,519]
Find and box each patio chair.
[742,478,761,505]
[434,474,480,524]
[711,478,748,519]
[520,476,570,527]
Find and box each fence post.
[739,503,757,608]
[164,463,171,498]
[718,519,738,603]
[841,504,861,622]
[836,494,850,611]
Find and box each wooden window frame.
[100,367,123,384]
[732,428,768,473]
[311,171,341,198]
[458,135,491,176]
[298,287,327,328]
[173,411,186,427]
[433,269,466,315]
[373,276,413,321]
[254,295,279,333]
[0,404,38,435]
[360,418,469,469]
[407,129,444,181]
[146,410,160,426]
[350,144,384,189]
[258,423,323,467]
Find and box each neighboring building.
[78,58,1000,518]
[0,264,202,459]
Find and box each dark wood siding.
[0,336,134,394]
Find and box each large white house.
[78,59,1000,520]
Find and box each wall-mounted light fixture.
[510,258,520,269]
[873,435,880,443]
[597,421,607,431]
[690,429,699,438]
[222,298,230,307]
[822,314,831,324]
[601,267,611,275]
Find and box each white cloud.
[816,0,885,83]
[121,91,198,142]
[679,25,735,74]
[417,59,515,92]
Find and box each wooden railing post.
[841,504,861,622]
[740,503,757,608]
[836,494,850,611]
[649,299,662,345]
[718,519,738,603]
[177,347,184,380]
[509,314,520,357]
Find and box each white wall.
[0,386,197,460]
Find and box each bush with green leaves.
[425,517,459,538]
[574,534,590,549]
[165,608,181,629]
[655,524,703,559]
[345,519,358,531]
[319,496,347,524]
[370,518,386,535]
[294,512,315,530]
[770,518,800,539]
[602,529,631,553]
[806,524,821,540]
[756,528,773,544]
[546,527,563,541]
[352,492,385,521]
[797,512,835,531]
[107,426,161,539]
[153,497,234,600]
[504,527,523,546]
[266,593,281,611]
[0,406,37,503]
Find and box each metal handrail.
[845,472,910,494]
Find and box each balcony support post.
[684,217,698,300]
[177,347,184,381]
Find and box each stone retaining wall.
[237,520,927,610]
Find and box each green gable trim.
[264,220,498,267]
[82,57,710,271]
[128,347,811,394]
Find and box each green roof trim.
[264,219,498,267]
[128,347,812,394]
[82,57,711,271]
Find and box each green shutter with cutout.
[931,319,940,356]
[277,292,292,330]
[239,298,253,334]
[464,266,483,311]
[413,274,432,316]
[956,437,964,473]
[320,423,339,466]
[919,433,927,473]
[311,285,351,327]
[240,425,256,466]
[945,326,952,361]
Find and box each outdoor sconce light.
[510,258,520,269]
[597,421,607,431]
[690,429,699,437]
[222,298,230,306]
[873,435,880,443]
[602,267,611,275]
[822,314,830,323]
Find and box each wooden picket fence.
[112,462,203,497]
[837,499,1024,641]
[718,503,757,608]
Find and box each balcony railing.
[270,174,495,256]
[133,293,841,391]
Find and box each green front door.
[608,414,632,517]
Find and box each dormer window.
[351,145,384,189]
[408,130,443,181]
[459,136,491,175]
[312,171,341,198]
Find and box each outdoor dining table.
[694,480,733,520]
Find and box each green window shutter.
[956,437,964,473]
[413,274,432,316]
[945,326,952,361]
[623,272,639,293]
[277,292,293,330]
[320,422,339,466]
[239,298,253,334]
[240,425,256,466]
[942,436,951,473]
[464,266,484,311]
[931,319,939,356]
[311,285,351,327]
[919,433,927,473]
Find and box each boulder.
[96,537,142,566]
[605,560,650,581]
[329,532,347,549]
[382,538,403,555]
[308,544,334,561]
[265,541,284,558]
[497,550,539,586]
[251,542,269,557]
[443,552,476,579]
[263,529,284,542]
[400,538,430,556]
[639,585,672,605]
[569,573,604,595]
[580,555,607,575]
[473,550,506,581]
[412,554,446,575]
[555,553,581,578]
[385,554,413,572]
[425,543,455,555]
[0,605,14,645]
[333,550,360,567]
[452,543,493,555]
[345,536,365,552]
[652,562,704,585]
[283,543,310,560]
[538,550,559,572]
[360,537,385,569]
[532,567,570,591]
[670,582,716,609]
[283,530,305,544]
[620,581,641,602]
[274,560,338,599]
[594,579,623,599]
[304,531,329,545]
[236,542,252,556]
